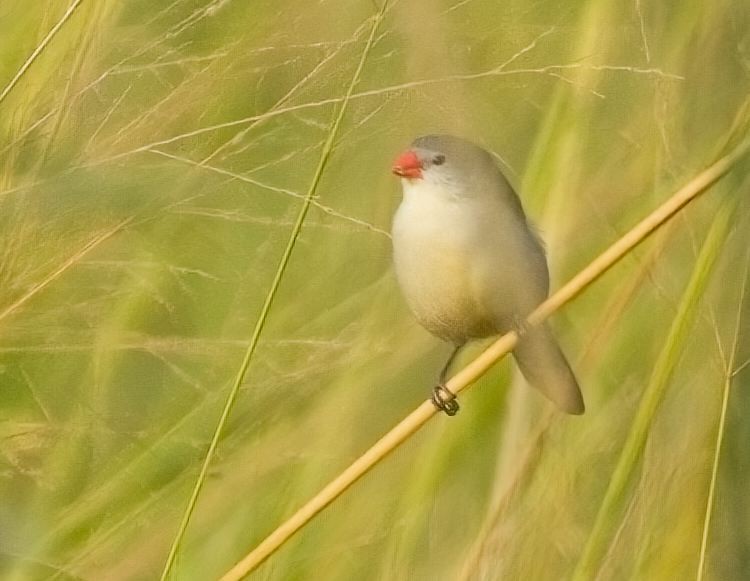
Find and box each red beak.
[392,150,422,179]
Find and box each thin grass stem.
[156,4,390,579]
[696,246,750,581]
[0,0,86,106]
[0,218,131,326]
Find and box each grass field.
[1,1,749,579]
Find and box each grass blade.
[696,244,750,580]
[571,195,738,581]
[157,3,391,579]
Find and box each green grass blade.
[696,243,750,580]
[572,195,739,581]
[157,4,390,579]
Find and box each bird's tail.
[512,323,584,414]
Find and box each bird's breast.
[391,187,498,342]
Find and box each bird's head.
[391,134,501,192]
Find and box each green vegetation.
[0,1,748,580]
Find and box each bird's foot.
[431,383,459,416]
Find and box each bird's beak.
[392,150,423,179]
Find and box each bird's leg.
[432,344,462,416]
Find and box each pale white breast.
[391,179,497,343]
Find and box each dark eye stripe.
[432,154,445,165]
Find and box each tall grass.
[0,1,748,580]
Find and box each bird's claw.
[432,383,459,416]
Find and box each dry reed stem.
[220,137,749,581]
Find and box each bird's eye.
[432,154,445,166]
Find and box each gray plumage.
[391,134,584,414]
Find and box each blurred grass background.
[0,0,748,579]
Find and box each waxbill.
[391,134,584,415]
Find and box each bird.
[390,134,584,416]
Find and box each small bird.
[391,134,584,415]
